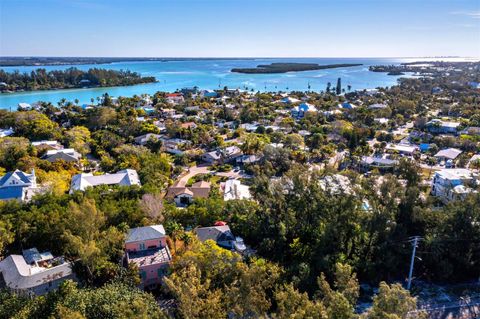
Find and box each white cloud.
[450,10,480,19]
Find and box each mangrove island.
[0,67,156,93]
[231,62,362,74]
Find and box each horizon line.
[1,55,479,59]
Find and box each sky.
[0,0,479,58]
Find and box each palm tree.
[166,221,182,253]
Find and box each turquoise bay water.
[0,58,411,109]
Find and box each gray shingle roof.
[195,225,234,242]
[70,169,140,192]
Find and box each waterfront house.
[0,169,38,202]
[432,169,477,203]
[124,225,172,289]
[0,247,75,296]
[70,169,141,193]
[18,103,31,110]
[195,224,246,253]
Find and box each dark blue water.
[0,58,412,109]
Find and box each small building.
[124,225,171,289]
[70,169,141,193]
[180,122,197,129]
[0,127,14,138]
[385,143,419,156]
[31,140,63,150]
[160,137,191,155]
[201,90,218,98]
[460,127,480,136]
[338,102,357,110]
[223,179,251,201]
[236,154,260,165]
[318,174,353,195]
[359,156,398,172]
[281,96,301,104]
[166,181,211,207]
[195,225,246,253]
[426,119,460,135]
[0,169,38,202]
[0,248,75,296]
[374,118,389,124]
[201,146,242,164]
[434,148,462,162]
[201,150,222,164]
[165,93,185,105]
[239,123,259,132]
[291,103,317,119]
[160,108,176,118]
[468,154,480,168]
[42,148,81,163]
[134,133,162,146]
[18,103,31,110]
[432,169,477,203]
[368,103,388,110]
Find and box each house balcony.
[126,246,172,268]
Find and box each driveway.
[175,164,211,187]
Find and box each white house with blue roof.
[291,103,318,119]
[0,169,38,202]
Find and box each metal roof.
[126,225,166,244]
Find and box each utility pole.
[407,236,421,290]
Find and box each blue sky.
[0,0,479,57]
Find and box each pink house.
[125,225,172,289]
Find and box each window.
[157,268,166,277]
[139,242,145,250]
[140,271,147,280]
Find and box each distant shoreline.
[231,63,363,74]
[0,57,258,67]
